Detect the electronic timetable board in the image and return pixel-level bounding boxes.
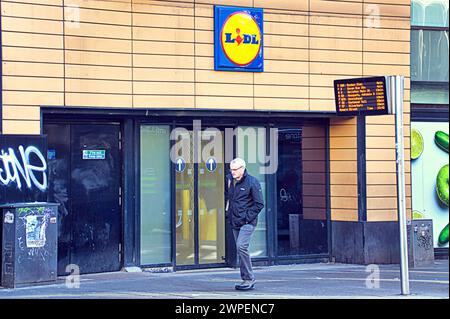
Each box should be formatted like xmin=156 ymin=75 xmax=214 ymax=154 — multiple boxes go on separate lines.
xmin=334 ymin=76 xmax=392 ymax=116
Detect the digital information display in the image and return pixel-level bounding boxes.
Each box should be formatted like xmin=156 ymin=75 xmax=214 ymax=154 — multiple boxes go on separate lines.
xmin=334 ymin=76 xmax=391 ymax=116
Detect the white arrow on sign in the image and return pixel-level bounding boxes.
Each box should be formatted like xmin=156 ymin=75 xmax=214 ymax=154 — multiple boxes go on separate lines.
xmin=207 ymin=157 xmax=216 ymax=172
xmin=208 ymin=158 xmax=214 ymax=170
xmin=176 ymin=158 xmax=185 ymax=172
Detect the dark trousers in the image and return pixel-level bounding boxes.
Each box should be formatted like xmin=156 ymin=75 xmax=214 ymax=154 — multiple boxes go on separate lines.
xmin=232 ymin=224 xmax=256 ymax=281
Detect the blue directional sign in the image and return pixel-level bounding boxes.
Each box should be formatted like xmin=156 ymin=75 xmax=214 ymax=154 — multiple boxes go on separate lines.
xmin=175 ymin=157 xmax=186 ymax=173
xmin=206 ymin=157 xmax=217 ymax=172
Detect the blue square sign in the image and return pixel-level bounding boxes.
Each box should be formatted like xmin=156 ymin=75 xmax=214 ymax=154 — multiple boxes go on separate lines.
xmin=214 ymin=6 xmax=264 ymax=72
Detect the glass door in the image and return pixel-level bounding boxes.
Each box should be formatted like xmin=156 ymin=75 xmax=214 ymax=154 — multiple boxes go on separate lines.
xmin=198 ymin=130 xmax=225 ymax=264
xmin=174 ymin=129 xmax=226 ymax=267
xmin=175 ymin=131 xmax=195 ymax=266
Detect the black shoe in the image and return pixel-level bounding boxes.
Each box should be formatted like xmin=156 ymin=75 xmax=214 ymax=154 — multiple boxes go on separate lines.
xmin=235 ymin=279 xmax=256 ymax=290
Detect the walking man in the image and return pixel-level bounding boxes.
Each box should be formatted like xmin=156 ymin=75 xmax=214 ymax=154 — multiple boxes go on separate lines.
xmin=225 ymin=158 xmax=265 ymax=290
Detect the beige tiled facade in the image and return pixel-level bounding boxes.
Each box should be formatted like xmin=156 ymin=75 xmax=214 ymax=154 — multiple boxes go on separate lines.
xmin=1 ymin=0 xmax=411 ymax=222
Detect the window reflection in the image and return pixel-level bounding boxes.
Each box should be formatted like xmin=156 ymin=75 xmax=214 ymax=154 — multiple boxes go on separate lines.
xmin=198 ymin=131 xmax=225 ymax=264
xmin=237 ymin=127 xmax=268 ymax=258
xmin=140 ymin=126 xmax=171 ymax=265
xmin=175 ymin=132 xmax=195 ymax=266
xmin=411 ymin=30 xmax=449 ymax=82
xmin=412 ymin=0 xmax=449 ymax=28
xmin=277 ymin=126 xmax=328 ymax=256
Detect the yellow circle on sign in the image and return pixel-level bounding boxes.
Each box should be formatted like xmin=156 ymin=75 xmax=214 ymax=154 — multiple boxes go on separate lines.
xmin=221 ymin=12 xmax=262 ymax=66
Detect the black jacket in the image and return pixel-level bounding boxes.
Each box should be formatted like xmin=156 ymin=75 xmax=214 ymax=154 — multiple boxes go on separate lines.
xmin=225 ymin=169 xmax=265 ymax=230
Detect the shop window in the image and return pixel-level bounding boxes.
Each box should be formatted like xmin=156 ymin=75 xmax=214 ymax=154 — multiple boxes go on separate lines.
xmin=140 ymin=125 xmax=172 ymax=265
xmin=412 ymin=0 xmax=449 ymax=28
xmin=411 ymin=0 xmax=449 ymax=106
xmin=276 ymin=126 xmax=328 ymax=256
xmin=411 ymin=30 xmax=449 ymax=83
xmin=237 ymin=126 xmax=268 ymax=258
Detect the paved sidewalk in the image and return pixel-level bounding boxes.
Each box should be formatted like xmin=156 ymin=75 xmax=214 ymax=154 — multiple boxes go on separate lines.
xmin=0 ymin=260 xmax=448 ymax=299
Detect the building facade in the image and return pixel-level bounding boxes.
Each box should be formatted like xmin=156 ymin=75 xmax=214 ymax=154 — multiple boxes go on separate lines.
xmin=1 ymin=0 xmax=414 ymax=275
xmin=410 ymin=0 xmax=448 ymax=256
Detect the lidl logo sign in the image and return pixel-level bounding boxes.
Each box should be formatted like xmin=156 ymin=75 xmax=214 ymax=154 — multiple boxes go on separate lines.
xmin=214 ymin=6 xmax=264 ymax=72
xmin=221 ymin=12 xmax=261 ymax=66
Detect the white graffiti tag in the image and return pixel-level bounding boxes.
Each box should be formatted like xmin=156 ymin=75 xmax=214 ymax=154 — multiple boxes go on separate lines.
xmin=0 ymin=146 xmax=48 ymax=191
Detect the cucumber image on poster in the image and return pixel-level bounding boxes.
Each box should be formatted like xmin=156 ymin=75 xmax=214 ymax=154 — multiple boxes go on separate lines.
xmin=434 ymin=131 xmax=449 ymax=246
xmin=438 ymin=224 xmax=449 ymax=246
xmin=436 ymin=164 xmax=449 ymax=207
xmin=435 ymin=131 xmax=449 ymax=153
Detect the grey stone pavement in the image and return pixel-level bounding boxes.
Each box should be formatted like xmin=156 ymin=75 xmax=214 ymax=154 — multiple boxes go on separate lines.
xmin=0 ymin=259 xmax=448 ymax=299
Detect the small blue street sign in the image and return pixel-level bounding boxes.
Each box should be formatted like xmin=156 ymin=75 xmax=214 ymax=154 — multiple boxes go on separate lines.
xmin=206 ymin=157 xmax=217 ymax=172
xmin=175 ymin=157 xmax=186 ymax=173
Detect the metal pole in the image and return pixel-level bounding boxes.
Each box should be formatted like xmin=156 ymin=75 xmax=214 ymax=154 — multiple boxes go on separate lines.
xmin=392 ymin=75 xmax=410 ymax=295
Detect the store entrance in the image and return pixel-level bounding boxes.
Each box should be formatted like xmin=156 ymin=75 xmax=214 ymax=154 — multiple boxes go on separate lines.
xmin=174 ymin=129 xmax=227 ymax=267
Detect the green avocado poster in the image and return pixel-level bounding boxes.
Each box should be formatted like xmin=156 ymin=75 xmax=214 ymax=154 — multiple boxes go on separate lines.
xmin=411 ymin=122 xmax=449 ymax=248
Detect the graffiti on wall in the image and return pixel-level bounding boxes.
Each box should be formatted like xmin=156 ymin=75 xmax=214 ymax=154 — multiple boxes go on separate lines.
xmin=0 ymin=135 xmax=48 ymax=204
xmin=0 ymin=145 xmax=47 ymax=191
